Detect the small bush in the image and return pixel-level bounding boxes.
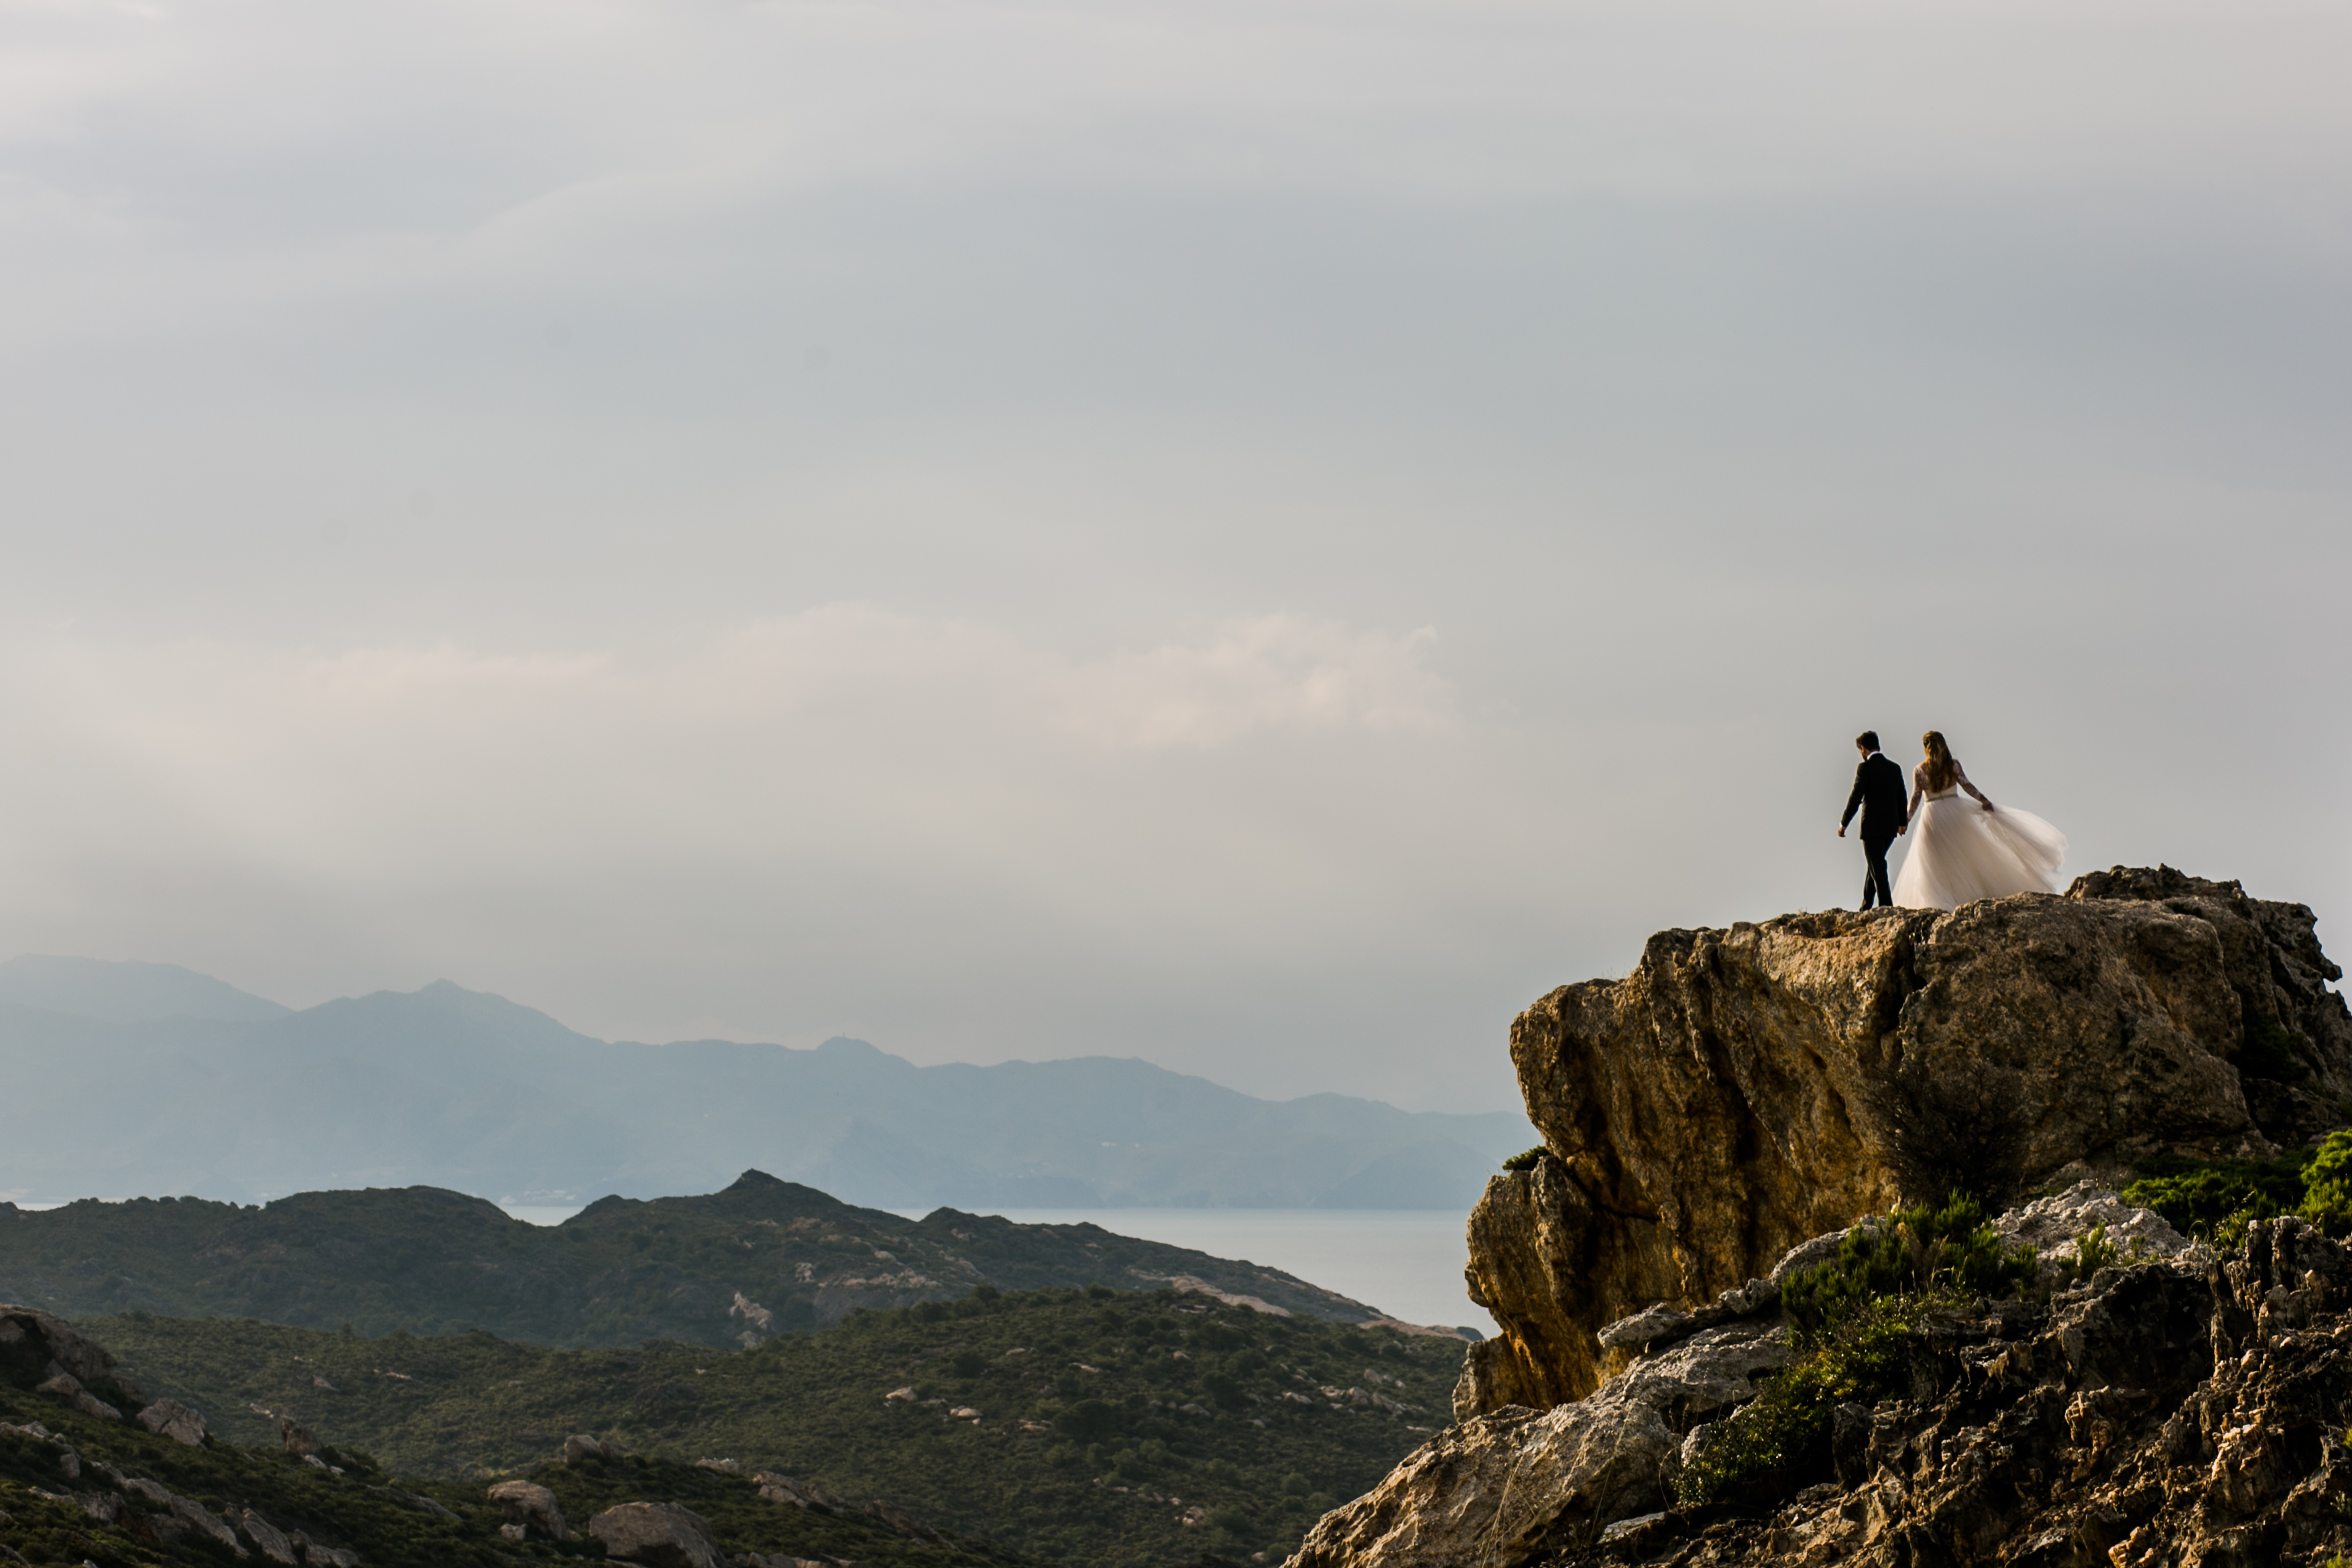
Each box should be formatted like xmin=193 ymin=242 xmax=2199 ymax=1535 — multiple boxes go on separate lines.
xmin=1675 ymin=1294 xmax=1932 ymax=1508
xmin=1781 ymin=1193 xmax=2035 ymax=1336
xmin=2123 ymin=1152 xmax=2306 ymax=1244
xmin=1501 ymin=1147 xmax=1549 ymax=1173
xmin=2063 ymin=1225 xmax=2119 ymax=1282
xmin=2300 ymin=1130 xmax=2352 ymax=1235
xmin=1718 ymin=1193 xmax=2031 ymax=1511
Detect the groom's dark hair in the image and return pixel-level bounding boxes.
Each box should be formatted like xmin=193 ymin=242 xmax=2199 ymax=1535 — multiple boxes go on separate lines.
xmin=1856 ymin=731 xmax=1880 ymax=752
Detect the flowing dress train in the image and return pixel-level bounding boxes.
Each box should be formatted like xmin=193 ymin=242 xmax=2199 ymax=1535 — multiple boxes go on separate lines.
xmin=1891 ymin=785 xmax=2067 ymax=910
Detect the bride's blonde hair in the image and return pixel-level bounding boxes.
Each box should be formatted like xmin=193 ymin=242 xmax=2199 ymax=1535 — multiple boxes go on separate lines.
xmin=1921 ymin=731 xmax=1957 ymax=791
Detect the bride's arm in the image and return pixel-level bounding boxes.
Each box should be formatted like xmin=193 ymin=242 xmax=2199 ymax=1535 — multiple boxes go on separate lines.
xmin=1906 ymin=768 xmax=1926 ymax=823
xmin=1954 ymin=761 xmax=1995 ymax=812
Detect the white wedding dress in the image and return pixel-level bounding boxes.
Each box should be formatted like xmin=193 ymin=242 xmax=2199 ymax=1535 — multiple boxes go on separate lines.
xmin=1891 ymin=775 xmax=2068 ymax=910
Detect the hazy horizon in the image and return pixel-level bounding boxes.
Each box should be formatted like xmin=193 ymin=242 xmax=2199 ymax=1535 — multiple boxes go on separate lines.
xmin=3 ymin=0 xmax=2346 ymax=1115
xmin=0 ymin=953 xmax=1522 ymax=1117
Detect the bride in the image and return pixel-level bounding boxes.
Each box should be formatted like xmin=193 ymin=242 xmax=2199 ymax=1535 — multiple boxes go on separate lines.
xmin=1891 ymin=731 xmax=2068 ymax=910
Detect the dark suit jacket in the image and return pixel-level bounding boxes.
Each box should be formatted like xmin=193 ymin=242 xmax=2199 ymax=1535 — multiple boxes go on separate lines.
xmin=1843 ymin=753 xmax=1909 ymax=841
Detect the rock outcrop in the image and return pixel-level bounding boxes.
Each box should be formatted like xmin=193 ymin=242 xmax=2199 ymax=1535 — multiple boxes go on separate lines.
xmin=754 ymin=1471 xmax=847 ymax=1512
xmin=1300 ymin=1191 xmax=2352 ymax=1567
xmin=1591 ymin=1211 xmax=2352 ymax=1566
xmin=137 ymin=1396 xmax=210 ymax=1445
xmin=1462 ymin=868 xmax=2351 ymax=1409
xmin=237 ymin=1507 xmax=300 ymax=1565
xmin=589 ymin=1500 xmax=727 ymax=1568
xmin=1 ymin=1303 xmax=147 ymax=1412
xmin=487 ymin=1477 xmax=571 ymax=1541
xmin=1295 ymin=867 xmax=2352 ymax=1568
xmin=1294 ymin=1280 xmax=1796 ymax=1564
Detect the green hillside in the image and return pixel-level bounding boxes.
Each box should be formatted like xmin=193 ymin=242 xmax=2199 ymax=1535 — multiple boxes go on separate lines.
xmin=1 ymin=1171 xmax=1455 ymax=1349
xmin=82 ymin=1284 xmax=1465 ymax=1565
xmin=0 ymin=1377 xmax=1045 ymax=1568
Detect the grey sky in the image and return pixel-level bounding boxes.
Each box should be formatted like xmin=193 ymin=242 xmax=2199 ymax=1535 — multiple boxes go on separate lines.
xmin=1 ymin=0 xmax=2346 ymax=1113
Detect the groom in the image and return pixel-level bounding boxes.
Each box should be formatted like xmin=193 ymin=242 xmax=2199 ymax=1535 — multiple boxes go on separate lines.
xmin=1838 ymin=730 xmax=1909 ymax=910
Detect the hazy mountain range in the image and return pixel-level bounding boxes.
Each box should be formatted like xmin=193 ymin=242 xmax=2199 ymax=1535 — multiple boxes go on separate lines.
xmin=0 ymin=956 xmax=1531 ymax=1210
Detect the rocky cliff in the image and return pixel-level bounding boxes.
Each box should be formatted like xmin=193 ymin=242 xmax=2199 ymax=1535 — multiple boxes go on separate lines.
xmin=1280 ymin=867 xmax=2352 ymax=1568
xmin=1296 ymin=1187 xmax=2352 ymax=1567
xmin=1458 ymin=867 xmax=2351 ymax=1413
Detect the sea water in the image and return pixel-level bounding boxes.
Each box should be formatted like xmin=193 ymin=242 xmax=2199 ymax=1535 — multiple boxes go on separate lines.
xmin=955 ymin=1209 xmax=1492 ymax=1335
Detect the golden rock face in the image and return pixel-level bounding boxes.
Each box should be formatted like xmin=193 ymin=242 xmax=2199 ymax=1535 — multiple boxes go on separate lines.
xmin=1460 ymin=867 xmax=2351 ymax=1412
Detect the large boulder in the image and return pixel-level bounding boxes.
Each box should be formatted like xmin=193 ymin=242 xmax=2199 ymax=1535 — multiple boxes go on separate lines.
xmin=235 ymin=1508 xmax=299 ymax=1565
xmin=588 ymin=1501 xmax=724 ymax=1568
xmin=1462 ymin=868 xmax=2352 ymax=1407
xmin=487 ymin=1479 xmax=571 ymax=1541
xmin=137 ymin=1398 xmax=209 ymax=1446
xmin=1302 ymin=1254 xmax=1805 ymax=1565
xmin=1289 ymin=1383 xmax=1675 ymax=1566
xmin=0 ymin=1304 xmax=143 ymax=1409
xmin=34 ymin=1370 xmax=122 ymax=1421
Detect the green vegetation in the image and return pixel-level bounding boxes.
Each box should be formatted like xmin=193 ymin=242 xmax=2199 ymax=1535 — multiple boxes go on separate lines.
xmin=2298 ymin=1131 xmax=2352 ymax=1233
xmin=1685 ymin=1193 xmax=2038 ymax=1510
xmin=1686 ymin=1134 xmax=2352 ymax=1515
xmin=1673 ymin=1294 xmax=1932 ymax=1509
xmin=0 ymin=1172 xmax=1389 ymax=1351
xmin=83 ymin=1286 xmax=1466 ymax=1567
xmin=1779 ymin=1193 xmax=2036 ymax=1337
xmin=2121 ymin=1131 xmax=2352 ymax=1248
xmin=1 ymin=1353 xmax=1036 ymax=1568
xmin=2064 ymin=1224 xmax=2121 ymax=1280
xmin=1501 ymin=1148 xmax=1548 ymax=1172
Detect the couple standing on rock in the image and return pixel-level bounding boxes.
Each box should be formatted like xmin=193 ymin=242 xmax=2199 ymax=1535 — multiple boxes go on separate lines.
xmin=1837 ymin=729 xmax=2068 ymax=912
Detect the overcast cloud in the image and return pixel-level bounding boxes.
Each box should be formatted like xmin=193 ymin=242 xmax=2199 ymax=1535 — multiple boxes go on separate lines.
xmin=1 ymin=0 xmax=2346 ymax=1112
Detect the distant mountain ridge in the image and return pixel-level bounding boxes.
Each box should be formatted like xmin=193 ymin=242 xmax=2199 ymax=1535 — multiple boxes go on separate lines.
xmin=0 ymin=960 xmax=1530 ymax=1210
xmin=0 ymin=953 xmax=291 ymax=1023
xmin=0 ymin=1169 xmax=1474 ymax=1347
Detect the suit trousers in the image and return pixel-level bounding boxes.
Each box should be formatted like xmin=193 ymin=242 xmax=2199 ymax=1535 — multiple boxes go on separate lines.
xmin=1861 ymin=832 xmax=1897 ymax=910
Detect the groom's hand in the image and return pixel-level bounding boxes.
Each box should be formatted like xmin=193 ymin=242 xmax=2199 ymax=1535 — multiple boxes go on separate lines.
xmin=1836 ymin=823 xmax=1846 ymax=837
